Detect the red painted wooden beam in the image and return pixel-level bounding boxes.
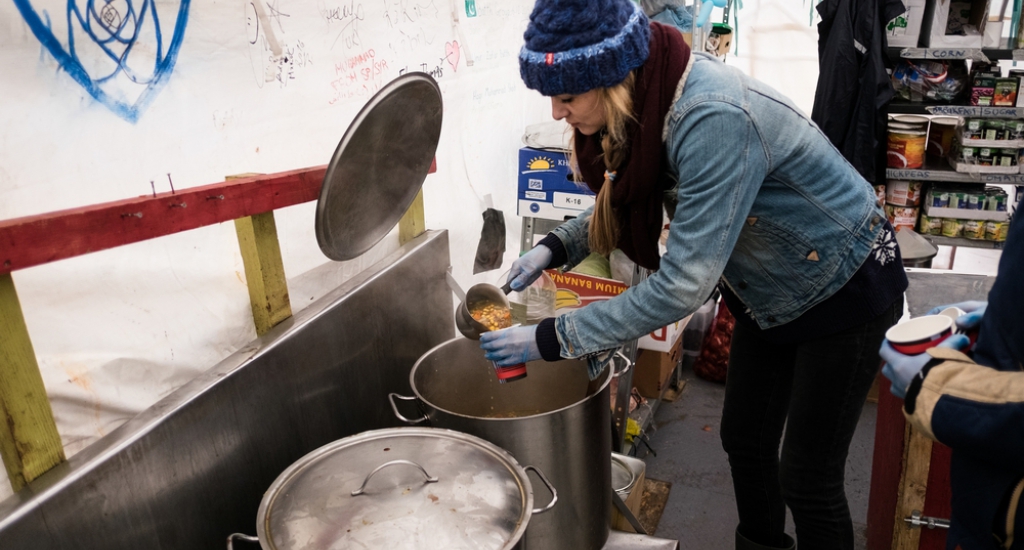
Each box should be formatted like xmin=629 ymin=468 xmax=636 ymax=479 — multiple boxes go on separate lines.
xmin=0 ymin=158 xmax=437 ymax=275
xmin=0 ymin=166 xmax=327 ymax=275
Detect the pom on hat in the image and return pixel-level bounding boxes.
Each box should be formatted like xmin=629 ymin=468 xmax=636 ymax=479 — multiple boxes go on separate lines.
xmin=519 ymin=0 xmax=651 ymax=96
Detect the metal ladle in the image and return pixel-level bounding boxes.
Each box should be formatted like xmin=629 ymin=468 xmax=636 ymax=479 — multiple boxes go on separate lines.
xmin=445 ymin=270 xmax=513 ymax=340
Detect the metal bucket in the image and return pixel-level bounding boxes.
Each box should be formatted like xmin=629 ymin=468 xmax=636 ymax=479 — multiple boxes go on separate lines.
xmin=390 ymin=337 xmax=613 ymax=550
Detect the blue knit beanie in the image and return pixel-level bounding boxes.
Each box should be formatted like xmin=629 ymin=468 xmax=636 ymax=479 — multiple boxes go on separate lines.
xmin=520 ymin=0 xmax=651 ymax=96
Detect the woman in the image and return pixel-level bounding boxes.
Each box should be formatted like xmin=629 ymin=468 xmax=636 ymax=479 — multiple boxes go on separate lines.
xmin=479 ymin=0 xmax=908 ymax=549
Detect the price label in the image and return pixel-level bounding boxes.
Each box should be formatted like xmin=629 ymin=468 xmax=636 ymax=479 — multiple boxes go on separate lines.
xmin=553 ymin=192 xmax=594 ymax=210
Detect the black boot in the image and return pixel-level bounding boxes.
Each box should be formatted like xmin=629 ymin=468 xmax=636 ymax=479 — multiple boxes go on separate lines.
xmin=735 ymin=527 xmax=796 ymax=550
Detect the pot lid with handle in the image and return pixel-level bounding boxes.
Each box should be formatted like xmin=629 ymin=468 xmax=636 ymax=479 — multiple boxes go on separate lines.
xmin=315 ymin=72 xmax=443 ymax=261
xmin=256 ymin=427 xmax=543 ymax=550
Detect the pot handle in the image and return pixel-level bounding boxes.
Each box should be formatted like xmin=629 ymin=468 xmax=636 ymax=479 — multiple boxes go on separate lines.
xmin=524 ymin=465 xmax=558 ymax=515
xmin=226 ymin=533 xmax=259 ymax=549
xmin=612 ymin=350 xmax=634 ymax=378
xmin=351 ymin=459 xmax=439 ymax=496
xmin=388 ymin=393 xmax=428 ymax=424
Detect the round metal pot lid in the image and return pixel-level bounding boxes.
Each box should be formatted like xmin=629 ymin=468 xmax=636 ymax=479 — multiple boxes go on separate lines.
xmin=315 ymin=72 xmax=443 ymax=261
xmin=611 ymin=455 xmax=636 ymax=494
xmin=257 ymin=427 xmax=533 ymax=550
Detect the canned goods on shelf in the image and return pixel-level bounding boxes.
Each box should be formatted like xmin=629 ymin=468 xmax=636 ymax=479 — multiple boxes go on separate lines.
xmin=965 ymin=192 xmax=987 ymax=210
xmin=963 ymin=219 xmax=986 ymax=240
xmin=941 ymin=218 xmax=964 ymax=238
xmin=918 ymin=213 xmax=943 ymax=236
xmin=985 ymin=220 xmax=1009 ymax=241
xmin=986 ymin=188 xmax=1008 ymax=211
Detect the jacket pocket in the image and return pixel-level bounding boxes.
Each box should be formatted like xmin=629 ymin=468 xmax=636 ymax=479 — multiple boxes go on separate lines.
xmin=732 ymin=217 xmax=829 ymax=293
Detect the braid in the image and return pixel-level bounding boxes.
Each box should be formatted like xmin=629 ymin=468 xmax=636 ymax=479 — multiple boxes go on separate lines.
xmin=585 ymin=73 xmax=635 ymax=255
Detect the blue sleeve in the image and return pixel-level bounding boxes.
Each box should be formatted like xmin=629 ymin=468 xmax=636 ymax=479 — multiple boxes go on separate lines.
xmin=931 ymin=389 xmax=1024 ymax=471
xmin=549 ymin=205 xmax=596 ymax=269
xmin=973 ymin=215 xmax=1024 ymax=372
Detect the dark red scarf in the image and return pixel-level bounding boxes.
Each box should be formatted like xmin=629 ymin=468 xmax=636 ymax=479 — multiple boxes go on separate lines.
xmin=575 ymin=22 xmax=690 ymax=271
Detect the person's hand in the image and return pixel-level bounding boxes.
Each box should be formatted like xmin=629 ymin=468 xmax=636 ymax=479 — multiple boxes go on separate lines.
xmin=480 ymin=325 xmax=540 ymax=367
xmin=927 ymin=300 xmax=987 ymax=332
xmin=879 ymin=334 xmax=970 ymax=399
xmin=507 ymin=245 xmax=553 ymax=291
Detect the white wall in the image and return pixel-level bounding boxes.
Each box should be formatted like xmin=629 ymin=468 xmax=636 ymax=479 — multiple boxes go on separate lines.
xmin=0 ymin=0 xmax=820 ymax=500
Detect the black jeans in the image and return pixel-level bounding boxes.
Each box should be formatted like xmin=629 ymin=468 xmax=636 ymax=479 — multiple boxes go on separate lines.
xmin=720 ymin=299 xmax=902 ymax=550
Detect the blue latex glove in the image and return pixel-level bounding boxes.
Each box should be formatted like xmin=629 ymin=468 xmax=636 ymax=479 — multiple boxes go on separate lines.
xmin=879 ymin=334 xmax=970 ymax=399
xmin=480 ymin=325 xmax=540 ymax=367
xmin=507 ymin=245 xmax=553 ymax=291
xmin=926 ymin=300 xmax=987 ymax=333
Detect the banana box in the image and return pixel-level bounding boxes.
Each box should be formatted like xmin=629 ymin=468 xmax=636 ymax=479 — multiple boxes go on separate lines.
xmin=545 ymin=269 xmax=689 ymax=352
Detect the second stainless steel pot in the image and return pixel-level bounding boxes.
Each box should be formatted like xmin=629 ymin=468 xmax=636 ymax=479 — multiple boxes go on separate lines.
xmin=390 ymin=337 xmax=613 ymax=550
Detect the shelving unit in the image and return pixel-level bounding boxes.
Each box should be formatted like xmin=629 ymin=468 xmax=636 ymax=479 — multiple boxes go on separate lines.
xmin=887 ymin=161 xmax=1024 ymax=184
xmin=925 ymin=234 xmax=1006 ymax=249
xmin=889 ymin=42 xmax=1023 ymax=62
xmin=889 ymin=103 xmax=1024 ymax=117
xmin=887 ymin=43 xmax=1024 ymax=116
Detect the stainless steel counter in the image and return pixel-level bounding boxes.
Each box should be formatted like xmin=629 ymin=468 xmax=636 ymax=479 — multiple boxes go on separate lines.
xmin=903 ymin=267 xmax=995 ymax=316
xmin=605 ymin=530 xmax=679 ymax=549
xmin=0 ymin=230 xmax=455 ymax=549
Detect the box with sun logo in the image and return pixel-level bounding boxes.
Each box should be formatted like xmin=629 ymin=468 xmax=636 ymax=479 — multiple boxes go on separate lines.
xmin=518 ymin=147 xmax=595 ymax=221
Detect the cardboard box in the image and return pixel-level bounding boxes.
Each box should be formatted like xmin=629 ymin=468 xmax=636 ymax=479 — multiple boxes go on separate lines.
xmin=641 ymin=315 xmax=691 ymax=353
xmin=920 ymin=0 xmax=989 ymax=48
xmin=611 ymin=453 xmax=647 ymax=533
xmin=887 ymin=0 xmax=927 ymax=47
xmin=633 ymin=335 xmax=683 ymax=399
xmin=546 ymin=269 xmax=690 ymax=352
xmin=517 ymin=147 xmax=595 ymax=221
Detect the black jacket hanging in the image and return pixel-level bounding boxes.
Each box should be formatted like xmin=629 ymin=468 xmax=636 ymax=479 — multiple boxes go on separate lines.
xmin=811 ymin=0 xmax=906 ymax=184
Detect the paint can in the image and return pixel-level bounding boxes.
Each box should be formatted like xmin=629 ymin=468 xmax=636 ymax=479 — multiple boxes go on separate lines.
xmin=926 ymin=117 xmax=959 ymax=158
xmin=885 ymin=203 xmax=919 ymax=231
xmin=887 ymin=117 xmax=927 ymax=169
xmin=874 ymin=184 xmax=887 ymax=207
xmin=885 ymin=180 xmax=923 ymax=206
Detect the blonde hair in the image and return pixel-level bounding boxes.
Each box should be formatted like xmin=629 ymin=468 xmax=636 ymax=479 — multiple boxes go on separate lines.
xmin=569 ymin=73 xmax=636 ymax=256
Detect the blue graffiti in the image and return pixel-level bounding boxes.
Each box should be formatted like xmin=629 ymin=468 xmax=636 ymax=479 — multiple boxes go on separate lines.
xmin=13 ymin=0 xmax=190 ymax=122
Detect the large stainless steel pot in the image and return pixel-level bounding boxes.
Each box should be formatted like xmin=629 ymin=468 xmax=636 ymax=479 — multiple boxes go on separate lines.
xmin=227 ymin=427 xmax=556 ymax=550
xmin=390 ymin=337 xmax=618 ymax=550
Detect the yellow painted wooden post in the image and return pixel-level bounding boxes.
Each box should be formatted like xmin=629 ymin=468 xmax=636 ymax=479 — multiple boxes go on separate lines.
xmin=228 ymin=173 xmax=292 ymax=336
xmin=892 ymin=423 xmax=934 ymax=550
xmin=234 ymin=212 xmax=292 ymax=336
xmin=0 ymin=273 xmax=65 ymax=492
xmin=399 ymin=189 xmax=425 ymax=245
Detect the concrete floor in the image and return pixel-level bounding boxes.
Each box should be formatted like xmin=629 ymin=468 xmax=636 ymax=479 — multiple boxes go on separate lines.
xmin=634 ymin=365 xmax=877 ymax=550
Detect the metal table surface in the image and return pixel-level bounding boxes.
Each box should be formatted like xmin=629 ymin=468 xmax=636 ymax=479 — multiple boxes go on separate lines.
xmin=903 ymin=268 xmax=996 ymax=317
xmin=604 ymin=530 xmax=680 ymax=549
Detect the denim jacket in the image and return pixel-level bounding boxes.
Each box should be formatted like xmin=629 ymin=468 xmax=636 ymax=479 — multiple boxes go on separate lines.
xmin=551 ymin=53 xmax=888 ymax=378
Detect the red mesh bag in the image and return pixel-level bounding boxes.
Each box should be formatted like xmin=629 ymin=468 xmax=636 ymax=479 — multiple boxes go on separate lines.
xmin=691 ymin=301 xmax=734 ymax=384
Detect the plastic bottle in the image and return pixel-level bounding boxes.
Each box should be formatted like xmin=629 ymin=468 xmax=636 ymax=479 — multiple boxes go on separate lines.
xmin=501 ymin=269 xmax=557 ymax=326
